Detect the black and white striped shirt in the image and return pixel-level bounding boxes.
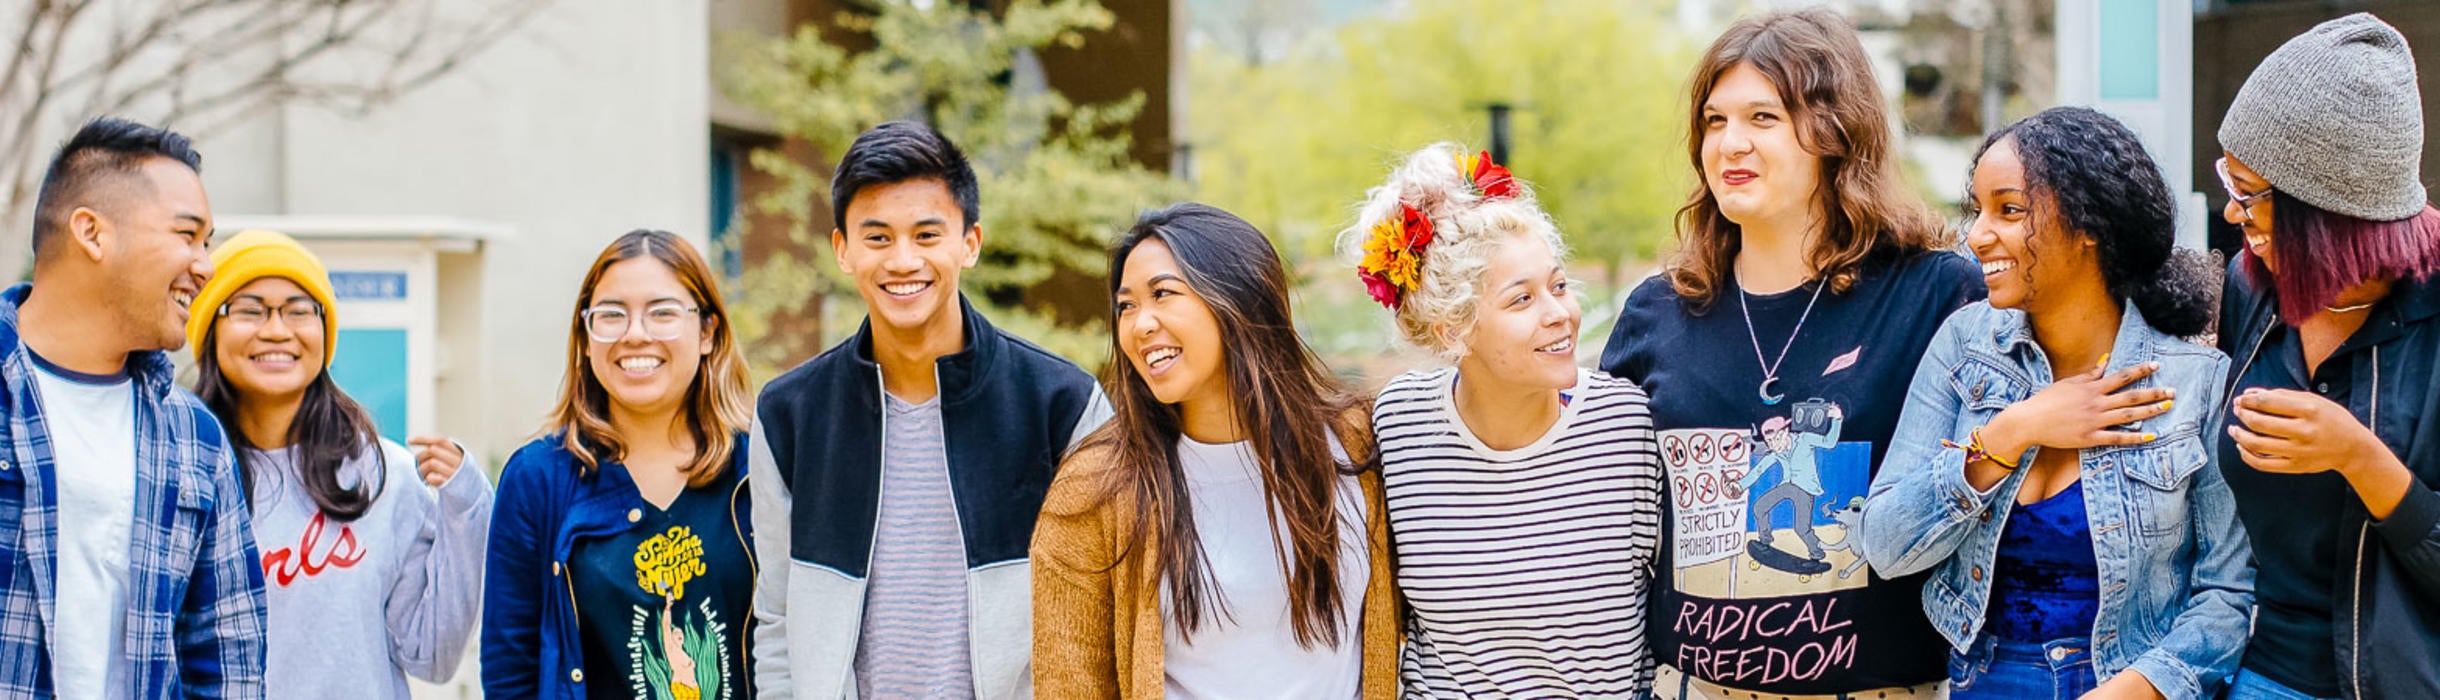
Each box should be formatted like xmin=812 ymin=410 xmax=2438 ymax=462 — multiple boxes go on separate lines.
xmin=1375 ymin=367 xmax=1664 ymax=698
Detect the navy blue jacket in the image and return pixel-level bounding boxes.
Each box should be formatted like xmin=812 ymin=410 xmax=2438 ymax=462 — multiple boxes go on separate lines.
xmin=479 ymin=436 xmax=753 ymax=699
xmin=747 ymin=297 xmax=1106 ymax=699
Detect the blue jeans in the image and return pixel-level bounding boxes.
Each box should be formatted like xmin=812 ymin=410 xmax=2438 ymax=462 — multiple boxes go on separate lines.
xmin=1949 ymin=636 xmax=2096 ymax=700
xmin=2224 ymin=669 xmax=2339 ymax=700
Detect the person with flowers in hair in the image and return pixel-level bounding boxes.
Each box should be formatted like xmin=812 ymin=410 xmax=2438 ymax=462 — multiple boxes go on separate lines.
xmin=1343 ymin=142 xmax=1664 ymax=697
xmin=1600 ymin=8 xmax=1984 ymax=698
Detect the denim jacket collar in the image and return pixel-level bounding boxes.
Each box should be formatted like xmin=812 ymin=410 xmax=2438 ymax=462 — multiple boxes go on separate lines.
xmin=1988 ymin=299 xmax=2167 ymax=378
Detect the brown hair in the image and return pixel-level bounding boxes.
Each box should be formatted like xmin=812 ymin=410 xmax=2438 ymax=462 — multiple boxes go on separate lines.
xmin=1091 ymin=203 xmax=1364 ymax=647
xmin=543 ymin=230 xmax=753 ymax=487
xmin=1669 ymin=7 xmax=1950 ymax=312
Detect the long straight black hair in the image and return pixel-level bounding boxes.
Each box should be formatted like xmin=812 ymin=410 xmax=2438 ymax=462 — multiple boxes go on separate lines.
xmin=1088 ymin=202 xmax=1365 ymax=647
xmin=195 ymin=323 xmax=386 ymax=520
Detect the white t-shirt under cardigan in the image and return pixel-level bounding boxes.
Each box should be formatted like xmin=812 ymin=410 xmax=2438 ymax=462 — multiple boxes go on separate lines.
xmin=1161 ymin=434 xmax=1369 ymax=700
xmin=1374 ymin=367 xmax=1665 ymax=698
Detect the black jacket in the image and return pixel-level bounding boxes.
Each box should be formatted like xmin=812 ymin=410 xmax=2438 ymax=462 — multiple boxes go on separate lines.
xmin=757 ymin=295 xmax=1103 ymax=576
xmin=2221 ymin=260 xmax=2440 ymax=700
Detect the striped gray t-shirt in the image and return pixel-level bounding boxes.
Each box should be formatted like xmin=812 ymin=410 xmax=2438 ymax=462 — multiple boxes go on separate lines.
xmin=852 ymin=393 xmax=974 ymax=698
xmin=1376 ymin=367 xmax=1664 ymax=698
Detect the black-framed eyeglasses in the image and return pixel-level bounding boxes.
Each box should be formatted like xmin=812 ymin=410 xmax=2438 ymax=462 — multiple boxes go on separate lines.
xmin=2216 ymin=157 xmax=2274 ymax=224
xmin=581 ymin=302 xmax=700 ymax=343
xmin=218 ymin=299 xmax=323 ymax=330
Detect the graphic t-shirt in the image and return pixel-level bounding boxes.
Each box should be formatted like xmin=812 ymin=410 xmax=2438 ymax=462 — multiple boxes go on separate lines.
xmin=572 ymin=468 xmax=754 ymax=700
xmin=1600 ymin=250 xmax=1983 ymax=694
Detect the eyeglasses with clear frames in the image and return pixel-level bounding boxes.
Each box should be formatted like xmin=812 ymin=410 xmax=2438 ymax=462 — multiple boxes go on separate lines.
xmin=2216 ymin=157 xmax=2274 ymax=225
xmin=581 ymin=302 xmax=701 ymax=343
xmin=219 ymin=299 xmax=324 ymax=330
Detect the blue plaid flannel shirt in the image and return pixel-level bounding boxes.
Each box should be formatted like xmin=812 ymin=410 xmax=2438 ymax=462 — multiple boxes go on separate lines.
xmin=0 ymin=283 xmax=267 ymax=698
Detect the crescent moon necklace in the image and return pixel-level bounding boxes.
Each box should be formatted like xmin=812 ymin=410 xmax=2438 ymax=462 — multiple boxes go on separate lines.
xmin=1736 ymin=273 xmax=1826 ymax=406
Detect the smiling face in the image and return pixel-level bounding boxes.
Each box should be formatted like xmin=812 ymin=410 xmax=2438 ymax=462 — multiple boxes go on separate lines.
xmin=2219 ymin=153 xmax=2279 ymax=274
xmin=1701 ymin=62 xmax=1822 ymax=233
xmin=1966 ymin=138 xmax=2099 ymax=314
xmin=834 ymin=178 xmax=982 ymax=338
xmin=85 ymin=157 xmax=215 ymax=352
xmin=1452 ymin=232 xmax=1580 ymax=392
xmin=210 ymin=276 xmax=323 ymax=402
xmin=1114 ymin=238 xmax=1229 ymax=409
xmin=582 ymin=257 xmax=711 ymax=420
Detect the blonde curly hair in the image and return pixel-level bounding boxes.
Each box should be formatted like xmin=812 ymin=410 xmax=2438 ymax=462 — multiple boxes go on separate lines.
xmin=1338 ymin=142 xmax=1571 ymax=361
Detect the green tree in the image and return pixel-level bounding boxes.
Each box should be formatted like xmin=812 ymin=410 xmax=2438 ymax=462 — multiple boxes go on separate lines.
xmin=719 ymin=0 xmax=1178 ymax=375
xmin=1189 ymin=0 xmax=1695 ymax=358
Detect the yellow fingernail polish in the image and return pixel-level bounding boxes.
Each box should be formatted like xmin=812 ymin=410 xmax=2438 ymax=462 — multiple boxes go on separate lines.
xmin=2143 ymin=433 xmax=2157 ymax=442
xmin=2163 ymin=400 xmax=2174 ymax=410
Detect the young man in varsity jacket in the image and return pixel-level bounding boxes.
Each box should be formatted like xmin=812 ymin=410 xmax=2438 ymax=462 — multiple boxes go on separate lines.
xmin=748 ymin=120 xmax=1111 ymax=699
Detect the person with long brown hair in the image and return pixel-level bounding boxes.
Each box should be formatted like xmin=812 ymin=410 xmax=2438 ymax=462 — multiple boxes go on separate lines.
xmin=480 ymin=229 xmax=756 ymax=700
xmin=1032 ymin=203 xmax=1398 ymax=699
xmin=1597 ymin=8 xmax=1984 ymax=699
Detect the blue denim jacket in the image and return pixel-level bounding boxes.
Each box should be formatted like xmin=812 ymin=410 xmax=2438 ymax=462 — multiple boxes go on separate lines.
xmin=1860 ymin=301 xmax=2254 ymax=700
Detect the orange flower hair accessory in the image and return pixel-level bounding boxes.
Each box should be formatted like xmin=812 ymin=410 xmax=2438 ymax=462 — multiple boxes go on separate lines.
xmin=1357 ymin=203 xmax=1434 ymax=309
xmin=1459 ymin=150 xmax=1520 ymax=199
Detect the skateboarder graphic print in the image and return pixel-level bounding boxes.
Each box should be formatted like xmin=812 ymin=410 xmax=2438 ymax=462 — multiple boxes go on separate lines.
xmin=1729 ymin=401 xmax=1842 ymax=567
xmin=1660 ymin=396 xmax=1873 ymax=597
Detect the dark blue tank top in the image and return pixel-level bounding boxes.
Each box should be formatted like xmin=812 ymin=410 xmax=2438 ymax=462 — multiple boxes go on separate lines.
xmin=1986 ymin=480 xmax=2100 ymax=642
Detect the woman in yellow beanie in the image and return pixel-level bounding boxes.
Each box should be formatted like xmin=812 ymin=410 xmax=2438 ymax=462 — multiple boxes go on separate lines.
xmin=186 ymin=229 xmax=493 ymax=699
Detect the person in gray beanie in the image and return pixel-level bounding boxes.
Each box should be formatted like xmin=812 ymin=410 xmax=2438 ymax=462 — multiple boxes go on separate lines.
xmin=2213 ymin=11 xmax=2440 ymax=700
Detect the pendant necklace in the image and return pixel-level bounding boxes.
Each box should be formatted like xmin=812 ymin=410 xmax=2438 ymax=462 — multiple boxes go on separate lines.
xmin=1736 ymin=273 xmax=1826 ymax=406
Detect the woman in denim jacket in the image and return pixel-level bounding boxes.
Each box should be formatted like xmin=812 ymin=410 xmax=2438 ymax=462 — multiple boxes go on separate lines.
xmin=1860 ymin=107 xmax=2253 ymax=700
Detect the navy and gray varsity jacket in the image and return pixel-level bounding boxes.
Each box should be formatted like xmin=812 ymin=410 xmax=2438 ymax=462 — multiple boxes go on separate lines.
xmin=747 ymin=297 xmax=1109 ymax=699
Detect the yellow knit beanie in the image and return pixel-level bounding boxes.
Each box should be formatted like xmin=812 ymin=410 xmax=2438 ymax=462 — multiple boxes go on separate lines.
xmin=186 ymin=230 xmax=340 ymax=367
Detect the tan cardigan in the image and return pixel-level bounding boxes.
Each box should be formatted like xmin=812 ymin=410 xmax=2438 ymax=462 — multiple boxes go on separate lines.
xmin=1030 ymin=412 xmax=1401 ymax=699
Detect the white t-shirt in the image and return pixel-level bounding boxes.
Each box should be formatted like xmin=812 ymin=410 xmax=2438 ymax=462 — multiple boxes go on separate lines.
xmin=35 ymin=358 xmax=138 ymax=700
xmin=1160 ymin=435 xmax=1369 ymax=700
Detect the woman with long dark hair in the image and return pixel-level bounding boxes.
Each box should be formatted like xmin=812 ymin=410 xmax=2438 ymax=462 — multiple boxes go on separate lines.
xmin=1031 ymin=203 xmax=1397 ymax=699
xmin=1345 ymin=143 xmax=1665 ymax=697
xmin=1598 ymin=8 xmax=1984 ymax=697
xmin=2213 ymin=13 xmax=2440 ymax=699
xmin=481 ymin=229 xmax=757 ymax=699
xmin=186 ymin=229 xmax=492 ymax=698
xmin=1861 ymin=107 xmax=2251 ymax=700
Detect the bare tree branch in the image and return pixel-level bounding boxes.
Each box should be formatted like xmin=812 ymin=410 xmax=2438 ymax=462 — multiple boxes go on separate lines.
xmin=0 ymin=0 xmax=554 ymax=281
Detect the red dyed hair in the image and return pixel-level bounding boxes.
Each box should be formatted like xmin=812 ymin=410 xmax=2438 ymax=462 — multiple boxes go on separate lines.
xmin=2246 ymin=194 xmax=2440 ymax=323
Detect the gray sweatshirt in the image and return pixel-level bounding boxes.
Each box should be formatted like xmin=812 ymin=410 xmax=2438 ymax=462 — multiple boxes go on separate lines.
xmin=247 ymin=438 xmax=492 ymax=699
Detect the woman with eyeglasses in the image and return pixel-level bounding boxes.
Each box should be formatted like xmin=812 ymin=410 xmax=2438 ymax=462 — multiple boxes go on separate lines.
xmin=2212 ymin=13 xmax=2440 ymax=700
xmin=482 ymin=229 xmax=757 ymax=700
xmin=186 ymin=230 xmax=492 ymax=699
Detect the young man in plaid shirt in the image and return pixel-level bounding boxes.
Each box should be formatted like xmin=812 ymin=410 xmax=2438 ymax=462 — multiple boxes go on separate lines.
xmin=0 ymin=116 xmax=267 ymax=699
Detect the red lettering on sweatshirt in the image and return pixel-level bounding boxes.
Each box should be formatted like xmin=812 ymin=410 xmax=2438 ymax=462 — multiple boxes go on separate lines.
xmin=262 ymin=511 xmax=366 ymax=586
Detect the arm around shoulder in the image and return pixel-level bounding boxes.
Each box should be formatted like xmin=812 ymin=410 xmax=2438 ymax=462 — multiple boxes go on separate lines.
xmin=1031 ymin=445 xmax=1125 ymax=700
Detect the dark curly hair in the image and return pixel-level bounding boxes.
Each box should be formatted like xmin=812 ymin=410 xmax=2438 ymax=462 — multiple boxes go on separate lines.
xmin=1968 ymin=106 xmax=2219 ymax=337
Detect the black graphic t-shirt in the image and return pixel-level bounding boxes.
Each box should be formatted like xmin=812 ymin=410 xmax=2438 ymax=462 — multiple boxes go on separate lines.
xmin=1601 ymin=250 xmax=1984 ymax=694
xmin=572 ymin=468 xmax=754 ymax=700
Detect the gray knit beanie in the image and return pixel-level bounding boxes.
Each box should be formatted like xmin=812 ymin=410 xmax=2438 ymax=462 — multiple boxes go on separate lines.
xmin=2218 ymin=12 xmax=2426 ymax=222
